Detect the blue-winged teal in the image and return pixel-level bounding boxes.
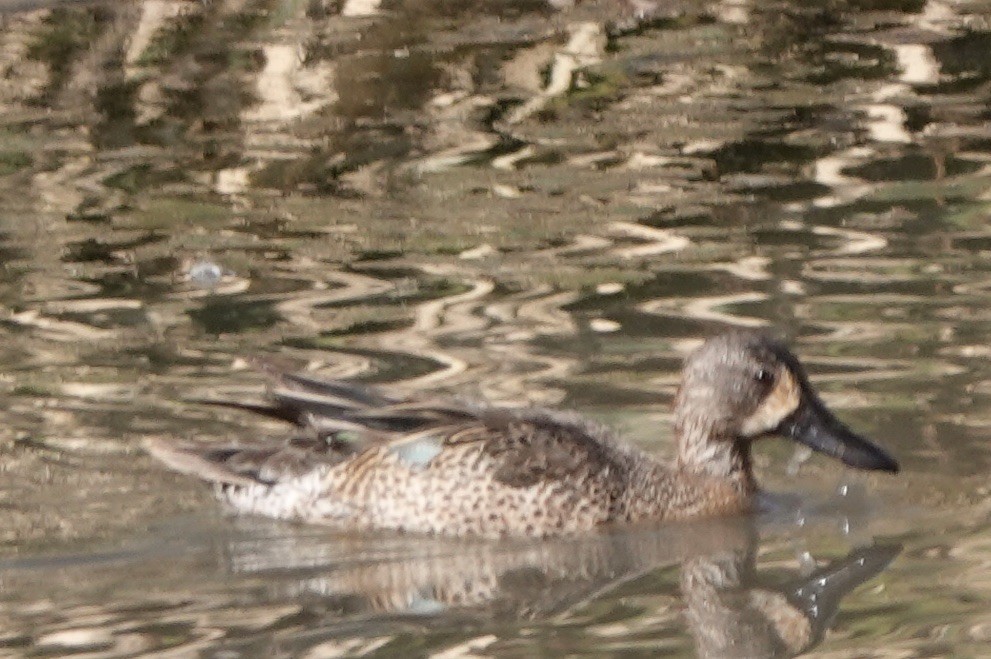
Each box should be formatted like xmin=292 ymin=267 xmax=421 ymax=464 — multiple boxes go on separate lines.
xmin=147 ymin=329 xmax=899 ymax=538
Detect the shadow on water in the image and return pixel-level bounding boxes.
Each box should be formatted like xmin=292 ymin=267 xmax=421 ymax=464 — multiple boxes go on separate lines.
xmin=0 ymin=0 xmax=988 ymax=653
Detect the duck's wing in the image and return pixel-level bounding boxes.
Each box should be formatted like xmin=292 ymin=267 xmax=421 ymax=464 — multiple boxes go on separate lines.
xmin=147 ymin=366 xmax=471 ymax=487
xmin=145 ymin=434 xmax=344 ymax=487
xmin=148 ymin=369 xmax=626 ymax=491
xmin=196 ymin=366 xmax=403 ymax=438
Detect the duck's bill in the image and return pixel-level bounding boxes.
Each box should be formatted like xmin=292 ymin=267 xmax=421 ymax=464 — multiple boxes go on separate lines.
xmin=779 ymin=401 xmax=900 ymax=473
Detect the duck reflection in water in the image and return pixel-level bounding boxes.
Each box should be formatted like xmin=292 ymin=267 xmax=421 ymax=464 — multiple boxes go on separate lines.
xmin=680 ymin=537 xmax=899 ymax=657
xmin=147 ymin=329 xmax=898 ymax=537
xmin=219 ymin=517 xmax=898 ymax=657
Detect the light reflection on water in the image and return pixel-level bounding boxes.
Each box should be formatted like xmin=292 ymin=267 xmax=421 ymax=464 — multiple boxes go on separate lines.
xmin=0 ymin=0 xmax=989 ymax=654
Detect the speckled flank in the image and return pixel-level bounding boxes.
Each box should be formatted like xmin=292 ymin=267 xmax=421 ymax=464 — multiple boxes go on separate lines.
xmin=146 ymin=329 xmax=898 ymax=538
xmin=223 ymin=421 xmax=633 ymax=538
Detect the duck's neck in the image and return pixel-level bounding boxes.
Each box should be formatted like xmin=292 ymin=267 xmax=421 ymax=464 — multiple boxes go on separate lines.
xmin=616 ymin=415 xmax=757 ymax=524
xmin=673 ymin=411 xmax=756 ymax=492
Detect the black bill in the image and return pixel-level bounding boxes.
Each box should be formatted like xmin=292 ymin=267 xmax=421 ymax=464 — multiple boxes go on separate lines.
xmin=779 ymin=399 xmax=899 ymax=473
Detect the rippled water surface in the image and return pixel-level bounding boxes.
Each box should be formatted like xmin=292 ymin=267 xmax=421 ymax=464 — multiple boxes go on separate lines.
xmin=1 ymin=0 xmax=991 ymax=655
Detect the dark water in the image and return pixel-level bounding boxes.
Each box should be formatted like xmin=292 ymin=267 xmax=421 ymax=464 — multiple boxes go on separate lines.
xmin=0 ymin=0 xmax=990 ymax=655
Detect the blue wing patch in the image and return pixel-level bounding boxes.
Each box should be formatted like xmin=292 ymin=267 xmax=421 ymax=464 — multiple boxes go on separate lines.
xmin=388 ymin=435 xmax=444 ymax=468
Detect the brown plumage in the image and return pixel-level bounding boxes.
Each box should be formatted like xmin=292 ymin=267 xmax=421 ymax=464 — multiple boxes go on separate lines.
xmin=146 ymin=329 xmax=899 ymax=538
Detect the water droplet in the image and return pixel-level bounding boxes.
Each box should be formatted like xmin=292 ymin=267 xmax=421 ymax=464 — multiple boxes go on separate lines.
xmin=188 ymin=260 xmax=224 ymax=289
xmin=786 ymin=445 xmax=814 ymax=475
xmin=596 ymin=282 xmax=625 ymax=295
xmin=589 ymin=318 xmax=621 ymax=333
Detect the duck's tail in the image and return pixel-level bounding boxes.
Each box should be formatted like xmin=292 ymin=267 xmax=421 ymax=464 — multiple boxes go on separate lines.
xmin=145 ymin=361 xmax=400 ymax=487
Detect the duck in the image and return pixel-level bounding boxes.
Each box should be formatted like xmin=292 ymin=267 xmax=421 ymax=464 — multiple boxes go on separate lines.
xmin=146 ymin=329 xmax=899 ymax=538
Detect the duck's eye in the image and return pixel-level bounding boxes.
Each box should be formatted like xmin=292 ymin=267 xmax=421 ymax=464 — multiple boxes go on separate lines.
xmin=754 ymin=368 xmax=774 ymax=384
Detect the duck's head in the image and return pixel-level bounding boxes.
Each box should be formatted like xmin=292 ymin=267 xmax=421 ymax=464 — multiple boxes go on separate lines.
xmin=674 ymin=329 xmax=899 ymax=479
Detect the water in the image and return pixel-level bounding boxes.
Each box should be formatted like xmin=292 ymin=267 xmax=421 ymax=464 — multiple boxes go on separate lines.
xmin=0 ymin=0 xmax=990 ymax=654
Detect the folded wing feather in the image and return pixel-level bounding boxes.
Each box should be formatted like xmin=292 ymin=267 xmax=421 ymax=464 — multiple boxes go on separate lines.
xmin=147 ymin=365 xmax=628 ymax=493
